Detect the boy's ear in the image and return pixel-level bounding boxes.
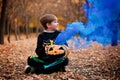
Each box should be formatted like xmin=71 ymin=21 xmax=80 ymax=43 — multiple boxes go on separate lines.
xmin=46 ymin=23 xmax=51 ymax=28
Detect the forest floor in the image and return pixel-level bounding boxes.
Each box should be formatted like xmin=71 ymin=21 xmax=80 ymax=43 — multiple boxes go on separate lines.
xmin=0 ymin=35 xmax=120 ymax=80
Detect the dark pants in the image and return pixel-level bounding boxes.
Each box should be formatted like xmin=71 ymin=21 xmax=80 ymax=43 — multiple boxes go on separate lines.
xmin=27 ymin=56 xmax=69 ymax=74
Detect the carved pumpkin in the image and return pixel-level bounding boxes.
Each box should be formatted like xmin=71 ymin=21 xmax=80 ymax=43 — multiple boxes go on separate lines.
xmin=46 ymin=45 xmax=70 ymax=57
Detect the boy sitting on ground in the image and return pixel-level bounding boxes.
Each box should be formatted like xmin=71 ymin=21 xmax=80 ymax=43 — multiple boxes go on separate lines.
xmin=25 ymin=14 xmax=69 ymax=74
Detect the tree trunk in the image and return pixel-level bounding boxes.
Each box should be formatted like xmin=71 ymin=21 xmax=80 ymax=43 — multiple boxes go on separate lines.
xmin=25 ymin=17 xmax=29 ymax=39
xmin=36 ymin=20 xmax=39 ymax=36
xmin=0 ymin=0 xmax=7 ymax=44
xmin=25 ymin=23 xmax=29 ymax=39
xmin=15 ymin=22 xmax=18 ymax=40
xmin=7 ymin=21 xmax=11 ymax=43
xmin=18 ymin=27 xmax=21 ymax=40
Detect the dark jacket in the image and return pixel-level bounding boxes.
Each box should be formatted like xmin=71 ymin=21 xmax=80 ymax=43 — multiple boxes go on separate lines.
xmin=35 ymin=30 xmax=65 ymax=62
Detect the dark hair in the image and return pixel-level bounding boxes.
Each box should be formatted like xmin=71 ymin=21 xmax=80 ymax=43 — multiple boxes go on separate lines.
xmin=40 ymin=14 xmax=57 ymax=29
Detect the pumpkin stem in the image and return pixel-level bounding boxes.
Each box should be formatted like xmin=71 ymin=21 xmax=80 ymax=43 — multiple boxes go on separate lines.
xmin=50 ymin=40 xmax=54 ymax=45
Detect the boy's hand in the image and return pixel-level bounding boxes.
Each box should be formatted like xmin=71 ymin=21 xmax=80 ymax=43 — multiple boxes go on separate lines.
xmin=45 ymin=45 xmax=49 ymax=54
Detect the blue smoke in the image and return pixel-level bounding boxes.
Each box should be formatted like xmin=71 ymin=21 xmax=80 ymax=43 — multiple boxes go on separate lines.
xmin=55 ymin=0 xmax=120 ymax=46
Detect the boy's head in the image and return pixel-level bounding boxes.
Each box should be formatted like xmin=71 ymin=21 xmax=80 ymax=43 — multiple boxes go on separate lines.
xmin=40 ymin=14 xmax=59 ymax=31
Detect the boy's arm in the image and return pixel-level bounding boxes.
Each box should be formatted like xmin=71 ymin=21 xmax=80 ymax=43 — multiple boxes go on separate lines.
xmin=35 ymin=35 xmax=45 ymax=57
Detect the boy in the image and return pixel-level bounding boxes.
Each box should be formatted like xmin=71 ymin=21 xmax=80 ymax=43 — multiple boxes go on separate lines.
xmin=25 ymin=14 xmax=69 ymax=74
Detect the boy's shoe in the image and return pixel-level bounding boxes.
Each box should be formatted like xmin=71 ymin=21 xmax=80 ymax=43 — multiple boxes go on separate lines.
xmin=25 ymin=65 xmax=34 ymax=74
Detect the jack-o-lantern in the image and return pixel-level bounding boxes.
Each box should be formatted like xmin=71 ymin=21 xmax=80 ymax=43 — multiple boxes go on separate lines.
xmin=46 ymin=45 xmax=70 ymax=57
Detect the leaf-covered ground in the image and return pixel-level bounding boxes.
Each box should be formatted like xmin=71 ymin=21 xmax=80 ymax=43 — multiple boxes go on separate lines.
xmin=0 ymin=37 xmax=120 ymax=80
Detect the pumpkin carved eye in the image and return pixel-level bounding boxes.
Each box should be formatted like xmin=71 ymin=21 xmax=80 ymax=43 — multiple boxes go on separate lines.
xmin=49 ymin=47 xmax=53 ymax=51
xmin=59 ymin=47 xmax=64 ymax=50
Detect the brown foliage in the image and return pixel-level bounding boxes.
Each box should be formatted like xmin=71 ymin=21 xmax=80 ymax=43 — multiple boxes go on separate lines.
xmin=0 ymin=38 xmax=120 ymax=80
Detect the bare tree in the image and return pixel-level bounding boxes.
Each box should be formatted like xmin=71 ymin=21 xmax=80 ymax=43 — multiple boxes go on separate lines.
xmin=7 ymin=18 xmax=11 ymax=43
xmin=0 ymin=0 xmax=7 ymax=44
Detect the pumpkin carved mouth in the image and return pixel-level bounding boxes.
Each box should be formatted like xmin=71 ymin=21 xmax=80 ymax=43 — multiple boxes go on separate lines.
xmin=46 ymin=45 xmax=69 ymax=57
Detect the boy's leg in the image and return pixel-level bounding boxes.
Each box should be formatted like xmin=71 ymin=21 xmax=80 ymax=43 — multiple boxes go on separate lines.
xmin=43 ymin=57 xmax=69 ymax=73
xmin=26 ymin=56 xmax=69 ymax=74
xmin=26 ymin=56 xmax=46 ymax=74
xmin=27 ymin=56 xmax=47 ymax=66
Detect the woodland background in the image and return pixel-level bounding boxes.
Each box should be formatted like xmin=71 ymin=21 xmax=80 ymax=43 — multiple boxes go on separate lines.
xmin=0 ymin=0 xmax=120 ymax=80
xmin=0 ymin=0 xmax=86 ymax=44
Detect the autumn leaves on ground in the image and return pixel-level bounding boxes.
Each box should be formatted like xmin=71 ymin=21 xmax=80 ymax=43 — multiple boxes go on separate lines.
xmin=0 ymin=36 xmax=119 ymax=80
